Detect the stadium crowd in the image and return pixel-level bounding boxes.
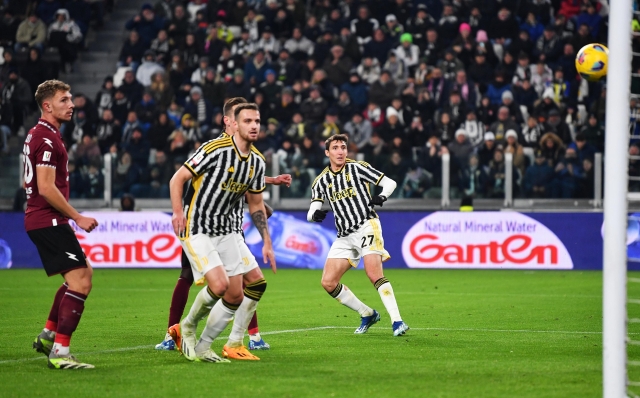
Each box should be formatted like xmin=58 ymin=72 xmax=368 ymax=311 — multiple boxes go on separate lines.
xmin=0 ymin=0 xmax=629 ymax=200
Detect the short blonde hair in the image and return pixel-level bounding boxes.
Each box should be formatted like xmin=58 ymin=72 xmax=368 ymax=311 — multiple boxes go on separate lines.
xmin=35 ymin=80 xmax=70 ymax=111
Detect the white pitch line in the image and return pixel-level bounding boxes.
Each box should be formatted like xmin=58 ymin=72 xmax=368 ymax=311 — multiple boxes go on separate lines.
xmin=0 ymin=325 xmax=612 ymax=365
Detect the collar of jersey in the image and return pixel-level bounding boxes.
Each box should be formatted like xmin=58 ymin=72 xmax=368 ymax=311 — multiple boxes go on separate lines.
xmin=329 ymin=163 xmax=346 ymax=175
xmin=231 ymin=135 xmax=250 ymax=162
xmin=38 ymin=119 xmax=58 ymax=134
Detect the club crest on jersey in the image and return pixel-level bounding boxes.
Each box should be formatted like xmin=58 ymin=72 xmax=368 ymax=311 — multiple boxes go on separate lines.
xmin=190 ymin=152 xmax=205 ymax=166
xmin=345 ymin=173 xmax=351 ymax=182
xmin=228 ymin=166 xmax=235 ymax=173
xmin=221 ymin=177 xmax=248 ymax=193
xmin=249 ymin=166 xmax=254 ymax=178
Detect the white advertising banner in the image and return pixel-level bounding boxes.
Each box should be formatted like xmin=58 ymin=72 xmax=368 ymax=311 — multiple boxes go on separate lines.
xmin=401 ymin=212 xmax=573 ymax=269
xmin=70 ymin=212 xmax=181 ymax=268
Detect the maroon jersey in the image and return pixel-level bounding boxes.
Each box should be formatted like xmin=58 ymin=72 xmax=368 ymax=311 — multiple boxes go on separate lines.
xmin=24 ymin=119 xmax=70 ymax=231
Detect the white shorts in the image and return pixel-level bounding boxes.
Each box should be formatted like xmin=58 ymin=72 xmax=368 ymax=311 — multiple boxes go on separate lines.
xmin=235 ymin=233 xmax=259 ymax=274
xmin=327 ymin=218 xmax=391 ymax=267
xmin=180 ymin=233 xmax=244 ymax=282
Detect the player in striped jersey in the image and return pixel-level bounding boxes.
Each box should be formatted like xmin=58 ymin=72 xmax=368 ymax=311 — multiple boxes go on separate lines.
xmin=168 ymin=103 xmax=276 ymax=363
xmin=155 ymin=98 xmax=290 ymax=353
xmin=307 ymin=134 xmax=410 ymax=336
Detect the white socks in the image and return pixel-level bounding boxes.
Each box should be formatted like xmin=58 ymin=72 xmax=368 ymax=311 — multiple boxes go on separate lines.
xmin=226 ymin=297 xmax=259 ymax=347
xmin=333 ymin=284 xmax=374 ymax=317
xmin=51 ymin=343 xmax=69 ymax=357
xmin=375 ymin=278 xmax=402 ymax=322
xmin=184 ymin=287 xmax=219 ymax=327
xmin=195 ymin=299 xmax=237 ymax=353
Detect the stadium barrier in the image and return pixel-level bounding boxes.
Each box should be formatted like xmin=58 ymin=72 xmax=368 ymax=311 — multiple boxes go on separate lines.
xmin=0 ymin=210 xmax=631 ymax=271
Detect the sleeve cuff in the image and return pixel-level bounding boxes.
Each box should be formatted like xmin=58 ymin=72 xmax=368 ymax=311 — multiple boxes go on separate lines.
xmin=312 ymin=198 xmax=325 ymax=203
xmin=184 ymin=162 xmax=198 ymax=177
xmin=248 ymin=186 xmax=266 ymax=193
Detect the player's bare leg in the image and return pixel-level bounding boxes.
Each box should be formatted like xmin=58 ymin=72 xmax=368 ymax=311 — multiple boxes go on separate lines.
xmin=322 ymin=259 xmax=379 ymax=333
xmin=169 ymin=265 xmax=228 ymax=361
xmin=193 ymin=274 xmax=244 ymax=363
xmin=363 ymin=254 xmax=409 ymax=336
xmin=223 ymin=268 xmax=267 ymax=359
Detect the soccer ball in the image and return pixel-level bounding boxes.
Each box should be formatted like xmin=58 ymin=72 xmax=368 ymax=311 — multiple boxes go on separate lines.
xmin=575 ymin=43 xmax=609 ymax=82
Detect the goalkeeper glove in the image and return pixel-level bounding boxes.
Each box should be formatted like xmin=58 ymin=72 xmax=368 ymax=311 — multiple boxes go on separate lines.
xmin=312 ymin=210 xmax=329 ymax=222
xmin=368 ymin=195 xmax=387 ymax=207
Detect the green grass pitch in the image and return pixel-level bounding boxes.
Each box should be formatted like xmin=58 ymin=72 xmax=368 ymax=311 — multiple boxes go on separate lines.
xmin=0 ymin=268 xmax=634 ymax=397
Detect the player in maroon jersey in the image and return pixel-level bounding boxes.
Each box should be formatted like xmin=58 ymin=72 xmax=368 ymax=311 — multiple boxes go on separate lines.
xmin=26 ymin=80 xmax=99 ymax=369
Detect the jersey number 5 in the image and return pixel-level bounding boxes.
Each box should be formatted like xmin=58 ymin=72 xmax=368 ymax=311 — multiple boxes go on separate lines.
xmin=360 ymin=235 xmax=374 ymax=248
xmin=22 ymin=145 xmax=33 ymax=184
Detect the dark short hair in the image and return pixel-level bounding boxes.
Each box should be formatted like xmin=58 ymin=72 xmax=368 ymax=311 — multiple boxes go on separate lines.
xmin=223 ymin=97 xmax=248 ymax=117
xmin=325 ymin=134 xmax=349 ymax=150
xmin=233 ymin=103 xmax=259 ymax=120
xmin=35 ymin=80 xmax=71 ymax=111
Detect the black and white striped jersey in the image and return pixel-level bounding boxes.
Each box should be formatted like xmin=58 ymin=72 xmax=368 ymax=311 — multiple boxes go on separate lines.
xmin=311 ymin=159 xmax=385 ymax=237
xmin=183 ymin=135 xmax=266 ymax=237
xmin=216 ymin=132 xmax=246 ymax=234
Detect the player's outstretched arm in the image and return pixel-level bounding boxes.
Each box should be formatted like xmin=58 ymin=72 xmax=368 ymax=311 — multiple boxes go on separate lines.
xmin=247 ymin=192 xmax=277 ymax=273
xmin=36 ymin=166 xmax=98 ymax=233
xmin=307 ymin=201 xmax=328 ymax=222
xmin=265 ymin=174 xmax=292 ymax=187
xmin=169 ymin=166 xmax=193 ymax=237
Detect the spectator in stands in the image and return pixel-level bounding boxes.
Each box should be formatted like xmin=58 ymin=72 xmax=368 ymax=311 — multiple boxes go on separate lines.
xmin=461 ymin=110 xmax=484 ymax=148
xmin=68 ymin=161 xmax=85 ymax=198
xmin=487 ymin=148 xmax=512 ymax=198
xmin=351 ymin=6 xmax=378 ymax=46
xmin=405 ymin=4 xmax=434 ymax=49
xmin=120 ymin=69 xmax=143 ymax=104
xmin=478 ymin=132 xmax=496 ymax=167
xmin=83 ymin=164 xmax=105 ymax=199
xmin=73 ymin=134 xmax=102 ymax=167
xmin=125 ymin=3 xmax=165 ymax=47
xmin=37 ymin=0 xmax=62 ymax=25
xmin=316 ymin=108 xmax=342 ymax=140
xmin=476 ymin=95 xmax=496 ymax=126
xmin=344 ymin=112 xmax=372 ymax=150
xmin=94 ymin=76 xmax=114 ymax=117
xmin=150 ymin=29 xmax=170 ymax=65
xmin=276 ymin=137 xmax=306 ymax=197
xmin=148 ymin=71 xmax=173 ymax=109
xmin=489 ymin=106 xmax=521 ymax=143
xmin=273 ymin=48 xmax=300 ymax=86
xmin=576 ymin=1 xmax=603 ymax=39
xmin=200 ymin=68 xmax=224 ymax=109
xmin=20 ymin=48 xmax=48 ymax=111
xmin=131 ymin=150 xmax=172 ymax=198
xmin=256 ymin=26 xmax=280 ymax=60
xmin=500 ymin=91 xmax=524 ymax=124
xmin=534 ymin=25 xmax=562 ymax=67
xmin=580 ymin=113 xmax=604 ymax=152
xmin=136 ymin=50 xmax=164 ymax=86
xmin=360 ymin=131 xmax=389 ymax=170
xmin=15 ymin=13 xmax=46 ymax=52
xmin=121 ymin=111 xmax=142 ymax=144
xmin=166 ymin=5 xmax=190 ymax=46
xmin=459 ymin=154 xmax=488 ymax=198
xmin=486 ymin=71 xmax=512 ymax=106
xmin=335 ymin=91 xmax=355 ymax=123
xmin=183 ymin=86 xmax=213 ymax=133
xmin=436 ymin=49 xmax=464 ymax=81
xmin=244 ymin=49 xmax=271 ymax=86
xmin=423 ymin=28 xmax=444 ymax=67
xmin=112 ymin=151 xmax=140 ymax=197
xmin=408 ymin=114 xmax=429 ymax=147
xmin=523 ymin=149 xmax=554 ymax=198
xmin=284 ymin=26 xmax=314 ymax=61
xmin=364 ymin=29 xmax=393 ymax=66
xmin=356 ymin=56 xmax=381 ymax=85
xmin=190 ymin=56 xmax=210 ymax=85
xmin=260 ymin=69 xmax=284 ymax=105
xmin=382 ymin=151 xmax=409 ymax=196
xmin=369 ymin=70 xmax=397 ymax=110
xmin=273 ymin=87 xmax=298 ymax=125
xmin=505 ymin=129 xmax=526 ymax=175
xmin=520 ymin=12 xmax=544 ymax=43
xmin=437 ymin=3 xmax=459 ymax=47
xmin=111 ymin=88 xmax=130 ymax=126
xmin=401 ymin=162 xmax=431 ymax=198
xmin=434 ymin=111 xmax=456 ymax=145
xmin=166 ymin=129 xmax=192 ymax=162
xmin=323 ymin=45 xmax=352 ymax=87
xmin=135 ymin=90 xmax=156 ymax=125
xmin=363 ymin=101 xmax=384 ymax=129
xmin=544 ymin=109 xmax=572 ymax=144
xmin=569 ymin=133 xmax=597 ymax=164
xmin=442 ymin=90 xmax=467 ymax=127
xmin=550 ymin=147 xmax=582 ymax=198
xmin=3 ymin=68 xmax=31 ymax=133
xmin=96 ymin=109 xmax=121 ymax=154
xmin=48 ymin=9 xmax=83 ymax=73
xmin=522 ymin=115 xmax=544 ymax=148
xmin=384 ymin=50 xmax=408 ymax=86
xmin=123 ymin=127 xmax=150 ymax=169
xmin=300 ymin=85 xmax=327 ymax=125
xmin=539 ymin=132 xmax=565 ymax=167
xmin=448 ymin=129 xmax=474 ymax=169
xmin=513 ymin=78 xmax=538 ymax=114
xmin=178 ymin=113 xmax=205 ymax=144
xmin=571 ymin=24 xmax=594 ymax=54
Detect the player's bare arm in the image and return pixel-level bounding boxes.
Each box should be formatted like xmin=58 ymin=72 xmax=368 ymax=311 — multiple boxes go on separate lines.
xmin=265 ymin=174 xmax=292 ymax=187
xmin=36 ymin=166 xmax=98 ymax=233
xmin=247 ymin=192 xmax=276 ymax=273
xmin=169 ymin=166 xmax=193 ymax=237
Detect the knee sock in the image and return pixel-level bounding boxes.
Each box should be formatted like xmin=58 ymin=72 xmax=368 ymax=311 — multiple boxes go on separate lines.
xmin=183 ymin=286 xmax=221 ymax=328
xmin=51 ymin=290 xmax=87 ymax=357
xmin=227 ymin=278 xmax=267 ymax=347
xmin=168 ymin=277 xmax=192 ymax=327
xmin=248 ymin=312 xmax=259 ymax=336
xmin=329 ymin=283 xmax=373 ymax=317
xmin=195 ymin=299 xmax=239 ymax=353
xmin=44 ymin=283 xmax=68 ymax=333
xmin=374 ymin=277 xmax=402 ymax=322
